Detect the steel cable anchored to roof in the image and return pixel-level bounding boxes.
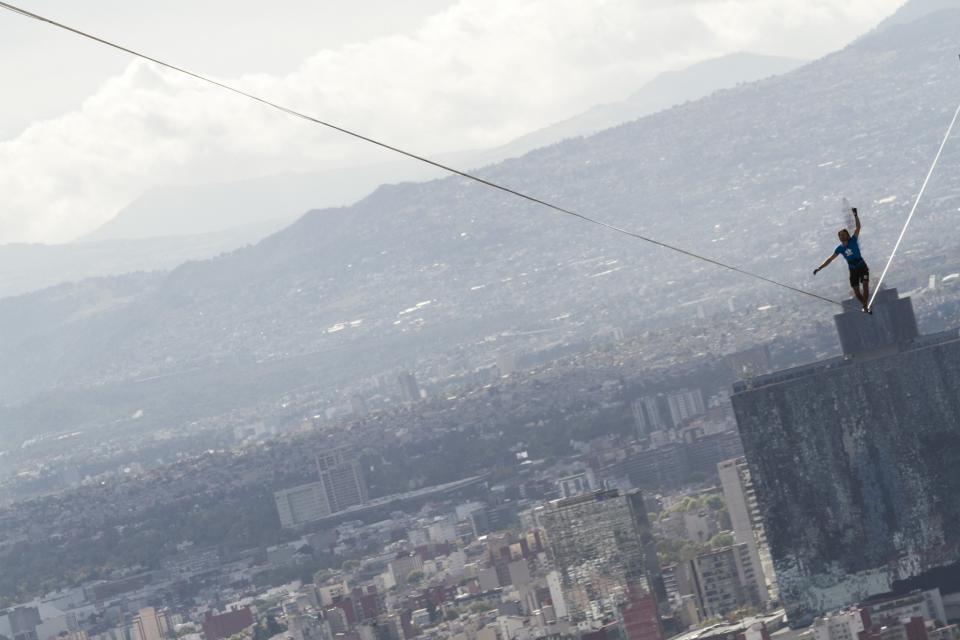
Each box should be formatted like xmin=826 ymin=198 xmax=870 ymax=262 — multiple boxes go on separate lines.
xmin=867 ymin=98 xmax=960 ymax=310
xmin=0 ymin=0 xmax=842 ymax=307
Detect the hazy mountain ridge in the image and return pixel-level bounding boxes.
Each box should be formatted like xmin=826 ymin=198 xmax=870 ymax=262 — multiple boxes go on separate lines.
xmin=492 ymin=52 xmax=804 ymax=157
xmin=875 ymin=0 xmax=960 ymax=31
xmin=82 ymin=166 xmax=440 ymax=242
xmin=86 ymin=52 xmax=806 ymax=244
xmin=3 ymin=9 xmax=960 ymax=434
xmin=0 ymin=52 xmax=808 ymax=301
xmin=0 ymin=223 xmax=280 ymax=299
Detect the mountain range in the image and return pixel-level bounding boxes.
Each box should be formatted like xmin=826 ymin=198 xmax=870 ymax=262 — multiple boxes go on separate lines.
xmin=2 ymin=3 xmax=960 ymax=443
xmin=0 ymin=52 xmax=803 ymax=299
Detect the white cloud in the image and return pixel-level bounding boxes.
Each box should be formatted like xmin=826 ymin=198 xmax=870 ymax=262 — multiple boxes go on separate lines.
xmin=0 ymin=0 xmax=903 ymax=243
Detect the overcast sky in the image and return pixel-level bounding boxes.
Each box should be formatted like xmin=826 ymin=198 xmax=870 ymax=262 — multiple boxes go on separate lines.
xmin=0 ymin=0 xmax=905 ymax=244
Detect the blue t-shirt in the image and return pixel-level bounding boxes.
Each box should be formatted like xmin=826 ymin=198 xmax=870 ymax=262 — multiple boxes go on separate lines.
xmin=835 ymin=236 xmax=864 ymax=268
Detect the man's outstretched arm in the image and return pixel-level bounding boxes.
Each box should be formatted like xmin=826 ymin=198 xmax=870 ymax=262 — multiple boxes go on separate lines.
xmin=853 ymin=207 xmax=861 ymax=238
xmin=814 ymin=253 xmax=838 ymax=275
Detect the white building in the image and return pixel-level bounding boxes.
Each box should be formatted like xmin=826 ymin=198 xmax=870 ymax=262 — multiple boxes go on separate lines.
xmin=317 ymin=579 xmax=350 ymax=607
xmin=428 ymin=518 xmax=459 ymax=544
xmin=811 ymin=609 xmax=865 ymax=640
xmin=546 ymin=571 xmax=568 ymax=621
xmin=718 ymin=457 xmax=777 ymax=598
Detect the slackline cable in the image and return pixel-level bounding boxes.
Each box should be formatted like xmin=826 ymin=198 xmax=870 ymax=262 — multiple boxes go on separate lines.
xmin=0 ymin=1 xmax=845 ymax=306
xmin=867 ymin=99 xmax=960 ymax=309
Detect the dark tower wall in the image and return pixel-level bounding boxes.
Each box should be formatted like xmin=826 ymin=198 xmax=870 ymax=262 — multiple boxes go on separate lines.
xmin=835 ymin=288 xmax=919 ymax=357
xmin=732 ymin=294 xmax=960 ymax=627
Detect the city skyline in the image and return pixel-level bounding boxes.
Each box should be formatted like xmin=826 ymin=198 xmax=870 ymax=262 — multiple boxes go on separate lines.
xmin=2 ymin=5 xmax=960 ymax=640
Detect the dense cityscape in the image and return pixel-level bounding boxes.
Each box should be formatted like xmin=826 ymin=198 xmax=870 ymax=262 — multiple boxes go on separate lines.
xmin=3 ymin=6 xmax=960 ymax=640
xmin=2 ymin=283 xmax=959 ymax=640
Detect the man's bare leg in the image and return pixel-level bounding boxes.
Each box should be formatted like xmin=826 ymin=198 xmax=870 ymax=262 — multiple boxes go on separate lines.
xmin=852 ymin=286 xmax=867 ymax=311
xmin=862 ymin=278 xmax=871 ymax=312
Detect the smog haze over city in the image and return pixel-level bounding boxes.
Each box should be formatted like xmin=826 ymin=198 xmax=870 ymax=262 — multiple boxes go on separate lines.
xmin=2 ymin=4 xmax=960 ymax=640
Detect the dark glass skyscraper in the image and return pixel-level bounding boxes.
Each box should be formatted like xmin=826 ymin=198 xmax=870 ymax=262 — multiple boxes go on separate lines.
xmin=732 ymin=290 xmax=960 ymax=626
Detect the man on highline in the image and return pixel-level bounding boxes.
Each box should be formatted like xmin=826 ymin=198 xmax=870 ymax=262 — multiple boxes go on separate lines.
xmin=814 ymin=206 xmax=872 ymax=313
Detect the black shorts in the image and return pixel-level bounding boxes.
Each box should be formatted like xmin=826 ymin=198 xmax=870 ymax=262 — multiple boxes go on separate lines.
xmin=849 ymin=262 xmax=869 ymax=288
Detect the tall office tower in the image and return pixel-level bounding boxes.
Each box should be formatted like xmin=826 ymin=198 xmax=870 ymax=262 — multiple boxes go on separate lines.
xmin=731 ymin=290 xmax=960 ymax=627
xmin=632 ymin=395 xmax=670 ymax=436
xmin=667 ymin=389 xmax=705 ymax=426
xmin=397 ymin=371 xmax=421 ymax=403
xmin=536 ymin=489 xmax=666 ymax=628
xmin=688 ymin=543 xmax=766 ymax=619
xmin=275 ymin=481 xmax=332 ymax=528
xmin=316 ymin=448 xmax=368 ymax=512
xmin=718 ymin=457 xmax=776 ymax=598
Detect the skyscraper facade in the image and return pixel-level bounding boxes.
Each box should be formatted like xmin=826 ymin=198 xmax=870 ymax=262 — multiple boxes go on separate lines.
xmin=718 ymin=457 xmax=776 ymax=599
xmin=732 ymin=291 xmax=960 ymax=626
xmin=536 ymin=489 xmax=666 ymax=627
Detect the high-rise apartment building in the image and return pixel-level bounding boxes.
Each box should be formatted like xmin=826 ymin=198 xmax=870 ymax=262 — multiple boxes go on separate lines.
xmin=316 ymin=448 xmax=368 ymax=512
xmin=667 ymin=389 xmax=705 ymax=426
xmin=275 ymin=448 xmax=368 ymax=528
xmin=732 ymin=290 xmax=960 ymax=626
xmin=632 ymin=390 xmax=705 ymax=437
xmin=536 ymin=489 xmax=666 ymax=627
xmin=632 ymin=396 xmax=670 ymax=436
xmin=688 ymin=543 xmax=766 ymax=619
xmin=718 ymin=457 xmax=776 ymax=598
